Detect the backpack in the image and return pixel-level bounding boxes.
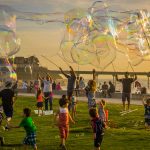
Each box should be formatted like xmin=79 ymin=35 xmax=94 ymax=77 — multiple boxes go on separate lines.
xmin=95 ymin=119 xmax=104 ymax=135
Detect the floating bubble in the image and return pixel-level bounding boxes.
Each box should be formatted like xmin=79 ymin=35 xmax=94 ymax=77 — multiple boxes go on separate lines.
xmin=71 ymin=42 xmax=96 ymax=65
xmin=0 ymin=25 xmax=20 ymax=58
xmin=0 ymin=58 xmax=17 ymax=88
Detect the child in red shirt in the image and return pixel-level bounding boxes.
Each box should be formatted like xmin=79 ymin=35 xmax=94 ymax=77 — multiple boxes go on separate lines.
xmin=36 ymin=88 xmax=44 ymax=116
xmin=55 ymin=96 xmax=75 ymax=150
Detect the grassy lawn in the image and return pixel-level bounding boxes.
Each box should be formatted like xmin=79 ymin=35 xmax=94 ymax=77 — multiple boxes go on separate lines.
xmin=0 ymin=96 xmax=150 ymax=150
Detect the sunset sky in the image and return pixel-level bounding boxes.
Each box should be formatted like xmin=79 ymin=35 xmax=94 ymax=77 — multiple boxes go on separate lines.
xmin=0 ymin=0 xmax=150 ymax=72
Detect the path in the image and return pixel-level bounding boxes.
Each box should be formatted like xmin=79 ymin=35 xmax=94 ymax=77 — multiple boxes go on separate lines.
xmin=18 ymin=93 xmax=142 ymax=106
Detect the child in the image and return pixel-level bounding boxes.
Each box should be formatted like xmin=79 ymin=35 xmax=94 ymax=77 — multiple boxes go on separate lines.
xmin=55 ymin=96 xmax=75 ymax=150
xmin=0 ymin=105 xmax=5 ymax=146
xmin=98 ymin=99 xmax=106 ymax=122
xmin=11 ymin=108 xmax=37 ymax=150
xmin=142 ymin=96 xmax=150 ymax=129
xmin=71 ymin=94 xmax=77 ymax=120
xmin=87 ymin=69 xmax=97 ymax=109
xmin=36 ymin=88 xmax=44 ymax=116
xmin=89 ymin=108 xmax=105 ymax=150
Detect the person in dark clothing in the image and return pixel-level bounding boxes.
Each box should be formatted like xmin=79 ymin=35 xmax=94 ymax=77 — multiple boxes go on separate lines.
xmin=89 ymin=108 xmax=105 ymax=150
xmin=0 ymin=81 xmax=15 ymax=130
xmin=59 ymin=66 xmax=76 ymax=111
xmin=107 ymin=81 xmax=115 ymax=98
xmin=52 ymin=81 xmax=56 ymax=90
xmin=116 ymin=72 xmax=137 ymax=111
xmin=101 ymin=82 xmax=108 ymax=98
xmin=11 ymin=80 xmax=18 ymax=98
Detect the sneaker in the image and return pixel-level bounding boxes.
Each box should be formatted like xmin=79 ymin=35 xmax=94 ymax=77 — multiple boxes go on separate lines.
xmin=61 ymin=145 xmax=67 ymax=150
xmin=5 ymin=126 xmax=9 ymax=131
xmin=0 ymin=137 xmax=5 ymax=146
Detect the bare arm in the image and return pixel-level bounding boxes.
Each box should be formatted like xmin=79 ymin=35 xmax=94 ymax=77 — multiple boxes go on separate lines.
xmin=68 ymin=112 xmax=75 ymax=124
xmin=69 ymin=66 xmax=76 ymax=77
xmin=115 ymin=74 xmax=119 ymax=81
xmin=133 ymin=74 xmax=137 ymax=82
xmin=59 ymin=67 xmax=68 ymax=78
xmin=93 ymin=69 xmax=96 ymax=80
xmin=142 ymin=96 xmax=146 ymax=105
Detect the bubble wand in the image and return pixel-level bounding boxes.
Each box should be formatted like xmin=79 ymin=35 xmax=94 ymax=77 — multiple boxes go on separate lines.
xmin=41 ymin=55 xmax=59 ymax=68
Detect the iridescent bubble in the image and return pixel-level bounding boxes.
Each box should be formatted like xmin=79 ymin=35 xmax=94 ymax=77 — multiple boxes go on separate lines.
xmin=0 ymin=58 xmax=17 ymax=88
xmin=0 ymin=25 xmax=20 ymax=58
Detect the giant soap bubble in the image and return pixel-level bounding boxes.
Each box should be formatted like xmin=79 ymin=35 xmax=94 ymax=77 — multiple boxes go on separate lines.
xmin=0 ymin=58 xmax=17 ymax=88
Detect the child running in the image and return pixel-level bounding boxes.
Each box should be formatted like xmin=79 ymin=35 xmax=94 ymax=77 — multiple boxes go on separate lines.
xmin=36 ymin=88 xmax=44 ymax=116
xmin=98 ymin=99 xmax=106 ymax=122
xmin=55 ymin=96 xmax=75 ymax=150
xmin=89 ymin=108 xmax=105 ymax=150
xmin=142 ymin=96 xmax=150 ymax=129
xmin=11 ymin=108 xmax=37 ymax=150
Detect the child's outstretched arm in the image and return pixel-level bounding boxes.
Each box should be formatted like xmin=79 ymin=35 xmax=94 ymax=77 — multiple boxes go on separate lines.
xmin=8 ymin=124 xmax=20 ymax=128
xmin=68 ymin=113 xmax=75 ymax=124
xmin=92 ymin=69 xmax=96 ymax=80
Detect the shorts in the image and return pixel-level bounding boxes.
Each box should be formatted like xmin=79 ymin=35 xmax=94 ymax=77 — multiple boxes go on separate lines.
xmin=122 ymin=93 xmax=131 ymax=102
xmin=3 ymin=106 xmax=13 ymax=118
xmin=145 ymin=118 xmax=150 ymax=125
xmin=59 ymin=125 xmax=69 ymax=139
xmin=94 ymin=135 xmax=103 ymax=148
xmin=23 ymin=132 xmax=36 ymax=146
xmin=37 ymin=102 xmax=43 ymax=108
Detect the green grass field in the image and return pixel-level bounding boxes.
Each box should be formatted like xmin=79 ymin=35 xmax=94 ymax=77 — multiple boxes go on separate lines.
xmin=0 ymin=96 xmax=150 ymax=150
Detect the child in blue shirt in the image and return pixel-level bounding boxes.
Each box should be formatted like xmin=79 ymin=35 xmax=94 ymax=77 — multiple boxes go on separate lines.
xmin=89 ymin=108 xmax=105 ymax=150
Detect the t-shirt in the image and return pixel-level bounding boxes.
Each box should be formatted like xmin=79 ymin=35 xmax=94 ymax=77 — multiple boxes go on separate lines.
xmin=91 ymin=117 xmax=105 ymax=136
xmin=37 ymin=93 xmax=43 ymax=102
xmin=0 ymin=88 xmax=14 ymax=109
xmin=67 ymin=75 xmax=76 ymax=92
xmin=118 ymin=78 xmax=134 ymax=93
xmin=43 ymin=80 xmax=52 ymax=93
xmin=19 ymin=117 xmax=36 ymax=135
xmin=59 ymin=107 xmax=69 ymax=126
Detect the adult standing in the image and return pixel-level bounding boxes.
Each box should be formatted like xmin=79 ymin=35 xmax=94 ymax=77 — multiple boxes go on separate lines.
xmin=59 ymin=66 xmax=76 ymax=110
xmin=0 ymin=81 xmax=15 ymax=130
xmin=116 ymin=72 xmax=137 ymax=111
xmin=39 ymin=74 xmax=53 ymax=111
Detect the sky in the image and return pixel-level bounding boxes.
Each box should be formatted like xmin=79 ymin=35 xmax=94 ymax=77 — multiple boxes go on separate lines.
xmin=0 ymin=0 xmax=150 ymax=72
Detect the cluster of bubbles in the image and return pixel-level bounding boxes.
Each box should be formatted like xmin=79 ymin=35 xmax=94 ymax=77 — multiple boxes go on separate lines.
xmin=59 ymin=1 xmax=150 ymax=70
xmin=1 ymin=1 xmax=150 ymax=72
xmin=0 ymin=5 xmax=20 ymax=87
